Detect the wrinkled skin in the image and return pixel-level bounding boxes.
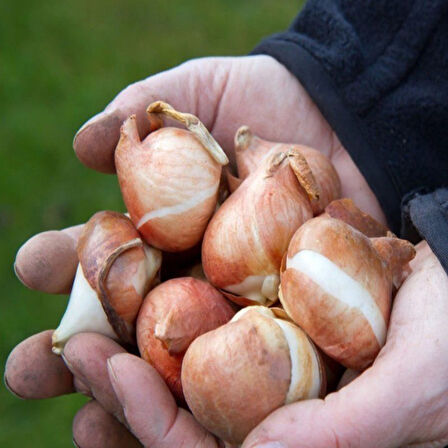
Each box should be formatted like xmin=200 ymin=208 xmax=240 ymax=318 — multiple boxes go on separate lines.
xmin=5 ymin=56 xmax=448 ymax=448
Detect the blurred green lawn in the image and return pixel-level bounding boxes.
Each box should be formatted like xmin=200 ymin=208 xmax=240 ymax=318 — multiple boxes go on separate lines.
xmin=0 ymin=0 xmax=302 ymax=445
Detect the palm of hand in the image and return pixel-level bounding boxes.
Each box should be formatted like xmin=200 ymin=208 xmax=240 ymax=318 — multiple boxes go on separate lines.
xmin=6 ymin=55 xmax=448 ymax=448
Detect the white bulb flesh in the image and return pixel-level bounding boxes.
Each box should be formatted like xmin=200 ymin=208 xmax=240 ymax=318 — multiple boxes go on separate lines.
xmin=286 ymin=249 xmax=387 ymax=347
xmin=131 ymin=244 xmax=162 ymax=296
xmin=52 ymin=264 xmax=116 ymax=354
xmin=273 ymin=318 xmax=321 ymax=403
xmin=224 ymin=274 xmax=279 ymax=305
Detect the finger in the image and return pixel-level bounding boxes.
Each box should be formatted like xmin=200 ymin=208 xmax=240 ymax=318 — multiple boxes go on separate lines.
xmin=61 ymin=223 xmax=84 ymax=242
xmin=14 ymin=226 xmax=82 ymax=294
xmin=241 ymin=365 xmax=408 ymax=448
xmin=62 ymin=333 xmax=127 ymax=422
xmin=4 ymin=330 xmax=74 ymax=399
xmin=73 ymin=400 xmax=141 ymax=448
xmin=107 ymin=353 xmax=219 ymax=448
xmin=73 ymin=58 xmax=224 ymax=173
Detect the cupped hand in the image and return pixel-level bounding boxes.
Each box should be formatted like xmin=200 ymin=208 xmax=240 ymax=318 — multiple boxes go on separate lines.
xmin=7 ymin=55 xmax=439 ymax=448
xmin=242 ymin=241 xmax=448 ymax=448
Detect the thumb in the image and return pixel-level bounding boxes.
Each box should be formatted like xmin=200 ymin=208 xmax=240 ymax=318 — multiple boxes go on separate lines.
xmin=73 ymin=57 xmax=228 ymax=174
xmin=241 ymin=366 xmax=405 ymax=448
xmin=107 ymin=353 xmax=219 ymax=448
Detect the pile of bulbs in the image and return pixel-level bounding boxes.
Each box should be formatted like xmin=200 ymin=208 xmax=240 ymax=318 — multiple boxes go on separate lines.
xmin=15 ymin=102 xmax=416 ymax=445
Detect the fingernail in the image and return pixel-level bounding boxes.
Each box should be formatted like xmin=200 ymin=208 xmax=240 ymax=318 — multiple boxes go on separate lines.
xmin=61 ymin=352 xmax=74 ymax=371
xmin=106 ymin=356 xmax=128 ymax=424
xmin=72 ymin=437 xmax=81 ymax=447
xmin=106 ymin=356 xmax=122 ymax=400
xmin=73 ymin=111 xmax=105 ymax=142
xmin=61 ymin=353 xmax=87 ymax=384
xmin=73 ymin=378 xmax=91 ymax=397
xmin=3 ymin=374 xmax=24 ymax=400
xmin=73 ymin=108 xmax=118 ymax=145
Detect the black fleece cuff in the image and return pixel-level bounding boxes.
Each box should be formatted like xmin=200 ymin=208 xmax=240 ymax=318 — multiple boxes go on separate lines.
xmin=252 ymin=38 xmax=402 ymax=233
xmin=404 ymin=188 xmax=448 ymax=274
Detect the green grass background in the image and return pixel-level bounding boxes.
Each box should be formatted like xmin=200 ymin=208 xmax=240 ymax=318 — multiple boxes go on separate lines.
xmin=0 ymin=0 xmax=302 ymax=445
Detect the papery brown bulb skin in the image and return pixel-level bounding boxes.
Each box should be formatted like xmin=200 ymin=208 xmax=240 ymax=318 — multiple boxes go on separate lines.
xmin=370 ymin=236 xmax=416 ymax=288
xmin=324 ymin=198 xmax=389 ymax=237
xmin=136 ymin=277 xmax=234 ymax=402
xmin=234 ymin=126 xmax=341 ymax=214
xmin=280 ymin=216 xmax=392 ymax=370
xmin=182 ymin=307 xmax=325 ymax=445
xmin=296 ymin=145 xmax=341 ymax=214
xmin=115 ymin=116 xmax=222 ymax=252
xmin=202 ymin=152 xmax=313 ymax=306
xmin=78 ymin=211 xmax=157 ymax=345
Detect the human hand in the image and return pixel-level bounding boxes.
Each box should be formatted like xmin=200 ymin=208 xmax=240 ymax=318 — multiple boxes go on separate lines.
xmin=241 ymin=241 xmax=448 ymax=448
xmin=6 ymin=55 xmax=409 ymax=447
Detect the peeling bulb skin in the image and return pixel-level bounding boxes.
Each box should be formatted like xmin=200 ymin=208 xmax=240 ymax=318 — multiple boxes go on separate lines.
xmin=115 ymin=105 xmax=227 ymax=252
xmin=52 ymin=264 xmax=116 ymax=355
xmin=202 ymin=151 xmax=313 ymax=306
xmin=324 ymin=198 xmax=389 ymax=237
xmin=182 ymin=306 xmax=325 ymax=445
xmin=370 ymin=236 xmax=416 ymax=288
xmin=52 ymin=211 xmax=161 ymax=354
xmin=222 ymin=274 xmax=280 ymax=306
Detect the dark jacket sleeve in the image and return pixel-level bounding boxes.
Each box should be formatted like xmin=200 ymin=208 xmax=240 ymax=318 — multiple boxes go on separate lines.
xmin=252 ymin=0 xmax=448 ymax=271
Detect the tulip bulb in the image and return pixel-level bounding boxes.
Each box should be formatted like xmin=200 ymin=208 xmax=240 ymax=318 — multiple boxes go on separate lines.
xmin=52 ymin=211 xmax=161 ymax=354
xmin=202 ymin=149 xmax=319 ymax=306
xmin=115 ymin=101 xmax=229 ymax=252
xmin=234 ymin=125 xmax=341 ymax=214
xmin=136 ymin=277 xmax=234 ymax=402
xmin=280 ymin=215 xmax=415 ymax=370
xmin=182 ymin=306 xmax=326 ymax=445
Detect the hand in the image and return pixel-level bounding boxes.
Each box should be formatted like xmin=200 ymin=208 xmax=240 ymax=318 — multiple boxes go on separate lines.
xmin=241 ymin=241 xmax=448 ymax=448
xmin=5 ymin=55 xmax=402 ymax=447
